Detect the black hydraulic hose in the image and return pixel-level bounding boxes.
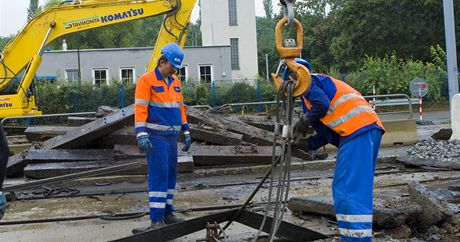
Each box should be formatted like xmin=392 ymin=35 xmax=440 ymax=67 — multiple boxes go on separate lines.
xmin=163 ymin=0 xmax=183 ymax=41
xmin=0 ymin=58 xmax=7 ymax=86
xmin=59 ymin=0 xmax=74 ymax=6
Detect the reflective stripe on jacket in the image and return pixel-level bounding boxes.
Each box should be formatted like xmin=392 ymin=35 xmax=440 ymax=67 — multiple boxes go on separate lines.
xmin=135 ymin=68 xmax=189 ymax=136
xmin=302 ymin=74 xmax=384 ymax=136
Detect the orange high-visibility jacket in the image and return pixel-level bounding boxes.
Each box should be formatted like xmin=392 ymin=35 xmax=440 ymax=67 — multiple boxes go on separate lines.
xmin=302 ymin=75 xmax=384 ymax=136
xmin=134 ymin=68 xmax=188 ymax=136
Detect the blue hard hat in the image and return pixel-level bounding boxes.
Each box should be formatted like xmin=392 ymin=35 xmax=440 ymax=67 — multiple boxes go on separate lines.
xmin=282 ymin=58 xmax=312 ymax=80
xmin=161 ymin=43 xmax=184 ymax=68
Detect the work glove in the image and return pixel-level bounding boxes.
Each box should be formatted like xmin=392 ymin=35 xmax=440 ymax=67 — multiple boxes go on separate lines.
xmin=137 ymin=133 xmax=152 ymax=152
xmin=293 ymin=115 xmax=312 ymax=143
xmin=294 ymin=115 xmax=311 ymax=135
xmin=305 ymin=150 xmax=329 ymax=161
xmin=0 ymin=192 xmax=6 ymax=220
xmin=182 ymin=131 xmax=191 ymax=152
xmin=292 ymin=137 xmax=309 ymax=151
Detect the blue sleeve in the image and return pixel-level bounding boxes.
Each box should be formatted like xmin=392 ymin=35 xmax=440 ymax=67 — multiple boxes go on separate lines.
xmin=307 ymin=134 xmax=330 ymax=151
xmin=304 ymin=83 xmax=330 ymax=124
xmin=307 ymin=123 xmax=341 ymax=151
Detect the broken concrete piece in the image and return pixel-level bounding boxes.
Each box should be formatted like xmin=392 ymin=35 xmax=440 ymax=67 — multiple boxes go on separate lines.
xmin=7 ymin=105 xmax=134 ymax=175
xmin=106 ymin=126 xmax=137 ymax=145
xmin=43 ymin=105 xmax=134 ymax=149
xmin=189 ymin=126 xmax=243 ymax=145
xmin=408 ymin=181 xmax=453 ymax=232
xmin=24 ymin=126 xmax=69 ymax=142
xmin=67 ymin=116 xmax=97 ymax=126
xmin=105 ymin=125 xmax=244 ymax=146
xmin=114 ymin=144 xmax=280 ymax=166
xmin=24 ymin=155 xmax=193 ymax=179
xmin=24 ymin=161 xmax=112 ymax=179
xmin=288 ymin=196 xmax=421 ymax=229
xmin=95 ymin=106 xmax=119 ymax=117
xmin=374 ymin=206 xmax=421 ymax=229
xmin=186 ymin=107 xmax=275 ymax=145
xmin=24 ymin=149 xmax=114 ymax=163
xmin=432 ymin=128 xmax=453 ymax=141
xmin=288 ymin=196 xmax=335 ymax=217
xmin=397 ymin=157 xmax=460 ymax=170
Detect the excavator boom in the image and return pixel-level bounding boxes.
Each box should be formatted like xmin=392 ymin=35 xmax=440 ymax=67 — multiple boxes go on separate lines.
xmin=0 ymin=0 xmax=196 ymax=118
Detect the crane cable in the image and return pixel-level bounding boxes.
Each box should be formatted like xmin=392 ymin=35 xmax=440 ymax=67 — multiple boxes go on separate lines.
xmin=253 ymin=74 xmax=295 ymax=242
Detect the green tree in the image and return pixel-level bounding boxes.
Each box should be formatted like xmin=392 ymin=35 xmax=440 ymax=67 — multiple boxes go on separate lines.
xmin=263 ymin=0 xmax=274 ymax=19
xmin=0 ymin=36 xmax=13 ymax=49
xmin=256 ymin=16 xmax=277 ymax=81
xmin=185 ymin=21 xmax=202 ymax=46
xmin=330 ymin=0 xmax=448 ymax=71
xmin=27 ymin=0 xmax=39 ymax=20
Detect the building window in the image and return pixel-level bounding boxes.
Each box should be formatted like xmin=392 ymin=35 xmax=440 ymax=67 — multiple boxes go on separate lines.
xmin=120 ymin=67 xmax=135 ymax=83
xmin=230 ymin=38 xmax=240 ymax=70
xmin=177 ymin=66 xmax=188 ymax=82
xmin=93 ymin=68 xmax=108 ymax=85
xmin=228 ymin=0 xmax=237 ymax=26
xmin=65 ymin=69 xmax=79 ymax=81
xmin=199 ymin=65 xmax=213 ymax=83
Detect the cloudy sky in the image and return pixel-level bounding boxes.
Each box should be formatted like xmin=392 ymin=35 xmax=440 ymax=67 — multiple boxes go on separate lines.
xmin=0 ymin=0 xmax=280 ymax=37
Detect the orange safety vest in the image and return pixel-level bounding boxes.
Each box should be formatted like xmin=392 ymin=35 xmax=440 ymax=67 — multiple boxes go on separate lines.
xmin=302 ymin=75 xmax=384 ymax=136
xmin=134 ymin=69 xmax=188 ymax=135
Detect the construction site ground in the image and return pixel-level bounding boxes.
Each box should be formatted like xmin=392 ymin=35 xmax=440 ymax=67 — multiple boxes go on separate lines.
xmin=1 ymin=112 xmax=459 ymax=242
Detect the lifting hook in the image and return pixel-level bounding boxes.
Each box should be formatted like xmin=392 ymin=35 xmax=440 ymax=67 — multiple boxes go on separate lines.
xmin=271 ymin=16 xmax=311 ymax=97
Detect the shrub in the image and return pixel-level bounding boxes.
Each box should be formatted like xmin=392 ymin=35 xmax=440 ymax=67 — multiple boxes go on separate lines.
xmin=346 ymin=51 xmax=447 ymax=101
xmin=36 ymin=80 xmax=135 ymax=114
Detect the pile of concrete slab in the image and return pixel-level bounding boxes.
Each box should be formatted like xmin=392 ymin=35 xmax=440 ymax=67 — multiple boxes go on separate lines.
xmin=5 ymin=105 xmax=321 ymax=179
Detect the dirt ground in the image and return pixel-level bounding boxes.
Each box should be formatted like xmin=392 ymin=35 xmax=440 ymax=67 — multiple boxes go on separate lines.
xmin=1 ymin=124 xmax=459 ymax=241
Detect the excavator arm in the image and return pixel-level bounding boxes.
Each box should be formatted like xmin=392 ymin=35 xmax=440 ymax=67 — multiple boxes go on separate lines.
xmin=0 ymin=0 xmax=196 ymax=118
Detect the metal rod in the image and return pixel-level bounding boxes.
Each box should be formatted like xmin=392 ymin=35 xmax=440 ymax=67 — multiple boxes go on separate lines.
xmin=266 ymin=53 xmax=269 ymax=81
xmin=364 ymin=93 xmax=413 ymax=118
xmin=0 ymin=203 xmax=250 ymax=226
xmin=1 ymin=111 xmax=96 ymax=125
xmin=3 ymin=161 xmax=141 ymax=192
xmin=37 ymin=22 xmax=55 ymax=57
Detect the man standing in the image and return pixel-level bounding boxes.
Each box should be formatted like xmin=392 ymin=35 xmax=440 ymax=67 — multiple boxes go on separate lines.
xmin=0 ymin=124 xmax=9 ymax=220
xmin=290 ymin=58 xmax=384 ymax=242
xmin=133 ymin=43 xmax=191 ymax=232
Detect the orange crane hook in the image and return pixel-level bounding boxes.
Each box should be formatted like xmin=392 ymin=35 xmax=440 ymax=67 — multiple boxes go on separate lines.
xmin=271 ymin=17 xmax=311 ymax=97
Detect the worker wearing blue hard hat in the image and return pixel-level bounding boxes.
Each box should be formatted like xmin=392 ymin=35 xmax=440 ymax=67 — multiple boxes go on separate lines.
xmin=133 ymin=42 xmax=191 ymax=233
xmin=287 ymin=59 xmax=385 ymax=242
xmin=161 ymin=43 xmax=184 ymax=69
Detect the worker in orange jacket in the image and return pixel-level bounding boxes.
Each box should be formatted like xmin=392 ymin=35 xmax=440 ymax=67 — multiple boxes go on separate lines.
xmin=133 ymin=43 xmax=191 ymax=232
xmin=288 ymin=58 xmax=384 ymax=242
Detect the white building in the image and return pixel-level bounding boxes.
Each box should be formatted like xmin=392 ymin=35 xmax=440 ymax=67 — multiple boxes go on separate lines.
xmin=200 ymin=0 xmax=259 ymax=80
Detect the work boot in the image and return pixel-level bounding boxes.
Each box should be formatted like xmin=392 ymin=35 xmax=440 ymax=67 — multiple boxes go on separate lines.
xmin=164 ymin=214 xmax=185 ymax=224
xmin=131 ymin=221 xmax=166 ymax=234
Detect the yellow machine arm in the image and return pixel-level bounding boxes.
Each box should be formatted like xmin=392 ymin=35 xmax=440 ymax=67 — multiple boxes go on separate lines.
xmin=0 ymin=0 xmax=196 ymax=118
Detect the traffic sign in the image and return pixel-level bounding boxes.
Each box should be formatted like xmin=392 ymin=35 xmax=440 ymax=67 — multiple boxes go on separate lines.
xmin=410 ymin=78 xmax=429 ymax=97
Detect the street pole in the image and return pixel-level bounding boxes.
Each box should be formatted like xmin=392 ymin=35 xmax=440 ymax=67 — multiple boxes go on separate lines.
xmin=77 ymin=46 xmax=81 ymax=82
xmin=265 ymin=53 xmax=269 ymax=81
xmin=443 ymin=0 xmax=459 ymax=103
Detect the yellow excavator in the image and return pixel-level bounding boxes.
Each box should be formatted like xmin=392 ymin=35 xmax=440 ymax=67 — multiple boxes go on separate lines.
xmin=0 ymin=0 xmax=196 ymax=119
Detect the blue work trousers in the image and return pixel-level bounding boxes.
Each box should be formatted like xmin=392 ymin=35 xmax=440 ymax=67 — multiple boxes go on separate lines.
xmin=146 ymin=135 xmax=178 ymax=222
xmin=333 ymin=128 xmax=383 ymax=242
